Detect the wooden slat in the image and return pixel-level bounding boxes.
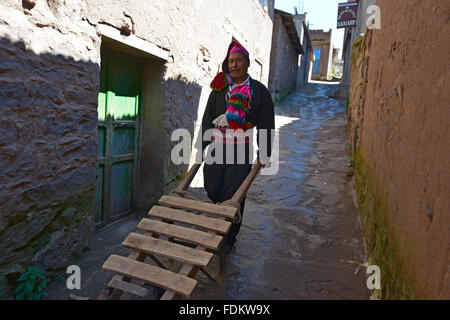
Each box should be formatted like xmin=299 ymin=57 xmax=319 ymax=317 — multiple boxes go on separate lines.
xmin=137 ymin=218 xmax=223 ymax=250
xmin=161 ymin=215 xmax=228 ymax=300
xmin=159 ymin=195 xmax=237 ymax=219
xmin=102 ymin=255 xmax=197 ymax=297
xmin=108 ymin=279 xmax=150 ymax=298
xmin=123 ymin=233 xmax=213 ymax=267
xmin=98 ymin=231 xmax=153 ymax=300
xmin=149 ymin=206 xmax=231 ymax=234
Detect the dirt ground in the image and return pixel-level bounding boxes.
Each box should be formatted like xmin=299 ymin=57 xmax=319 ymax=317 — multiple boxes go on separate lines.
xmin=45 ymin=82 xmax=371 ymax=300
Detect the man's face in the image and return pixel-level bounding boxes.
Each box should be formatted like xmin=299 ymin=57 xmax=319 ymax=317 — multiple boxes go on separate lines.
xmin=228 ymin=52 xmax=249 ymax=82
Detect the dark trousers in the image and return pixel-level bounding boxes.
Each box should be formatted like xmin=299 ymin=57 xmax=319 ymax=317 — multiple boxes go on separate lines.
xmin=203 ymin=162 xmax=252 ymax=245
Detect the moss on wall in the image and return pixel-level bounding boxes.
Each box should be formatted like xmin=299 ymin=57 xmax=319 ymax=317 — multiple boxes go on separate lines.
xmin=353 ymin=149 xmax=416 ymax=299
xmin=348 ymin=29 xmax=417 ymax=300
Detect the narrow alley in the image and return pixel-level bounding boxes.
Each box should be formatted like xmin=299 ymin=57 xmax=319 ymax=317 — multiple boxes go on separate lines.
xmin=192 ymin=82 xmax=370 ymax=299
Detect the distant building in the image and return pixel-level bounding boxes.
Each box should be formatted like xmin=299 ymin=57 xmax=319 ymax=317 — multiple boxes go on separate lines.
xmin=310 ymin=29 xmax=333 ymax=80
xmin=268 ymin=9 xmax=303 ymax=103
xmin=293 ymin=12 xmax=314 ymax=88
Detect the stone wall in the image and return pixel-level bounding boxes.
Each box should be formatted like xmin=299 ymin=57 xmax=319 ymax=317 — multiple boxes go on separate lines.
xmin=0 ymin=0 xmax=101 ymax=299
xmin=349 ymin=0 xmax=450 ymax=299
xmin=83 ymin=0 xmax=274 ymax=181
xmin=268 ymin=13 xmax=299 ymax=103
xmin=293 ymin=13 xmax=313 ymax=88
xmin=0 ymin=0 xmax=273 ymax=298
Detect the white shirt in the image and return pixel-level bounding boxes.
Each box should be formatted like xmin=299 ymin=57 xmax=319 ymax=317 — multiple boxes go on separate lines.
xmin=212 ymin=74 xmax=251 ymax=128
xmin=226 ymin=74 xmax=250 ymax=101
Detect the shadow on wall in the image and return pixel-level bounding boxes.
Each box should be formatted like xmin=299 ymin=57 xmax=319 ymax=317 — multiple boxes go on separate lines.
xmin=163 ymin=76 xmax=203 ymax=178
xmin=0 ymin=36 xmax=100 ymax=299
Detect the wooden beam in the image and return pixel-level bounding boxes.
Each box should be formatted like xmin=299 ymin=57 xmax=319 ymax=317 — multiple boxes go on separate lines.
xmin=122 ymin=232 xmax=214 ymax=267
xmin=98 ymin=243 xmax=149 ymax=300
xmin=102 ymin=255 xmax=198 ymax=297
xmin=159 ymin=195 xmax=237 ymax=219
xmin=137 ymin=219 xmax=223 ymax=250
xmin=159 ymin=221 xmax=225 ymax=300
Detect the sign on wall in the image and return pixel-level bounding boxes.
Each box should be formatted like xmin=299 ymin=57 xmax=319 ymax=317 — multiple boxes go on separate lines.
xmin=337 ymin=2 xmax=359 ymax=28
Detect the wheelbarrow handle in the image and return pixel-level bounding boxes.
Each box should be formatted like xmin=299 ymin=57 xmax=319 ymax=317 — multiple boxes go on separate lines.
xmin=174 ymin=161 xmax=262 ymax=205
xmin=230 ymin=161 xmax=263 ymax=204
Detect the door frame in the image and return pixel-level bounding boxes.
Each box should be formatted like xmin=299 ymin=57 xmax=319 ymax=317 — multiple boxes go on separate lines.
xmin=95 ymin=26 xmax=169 ymax=231
xmin=96 ymin=47 xmax=143 ymax=229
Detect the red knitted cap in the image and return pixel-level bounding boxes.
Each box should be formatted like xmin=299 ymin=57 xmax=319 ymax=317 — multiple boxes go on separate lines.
xmin=222 ymin=40 xmax=250 ymax=73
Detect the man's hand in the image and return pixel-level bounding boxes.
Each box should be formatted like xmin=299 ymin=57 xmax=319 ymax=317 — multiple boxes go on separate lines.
xmin=212 ymin=114 xmax=229 ymax=127
xmin=257 ymin=158 xmax=271 ymax=168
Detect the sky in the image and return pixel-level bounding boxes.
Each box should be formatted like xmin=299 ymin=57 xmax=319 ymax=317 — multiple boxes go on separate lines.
xmin=275 ymin=0 xmax=345 ymax=56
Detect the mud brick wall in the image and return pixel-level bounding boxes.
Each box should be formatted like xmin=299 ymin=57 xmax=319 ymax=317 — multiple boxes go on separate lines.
xmin=348 ymin=30 xmax=372 ymax=155
xmin=349 ymin=0 xmax=449 ymax=299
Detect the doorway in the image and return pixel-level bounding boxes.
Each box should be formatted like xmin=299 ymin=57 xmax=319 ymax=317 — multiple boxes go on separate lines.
xmin=95 ymin=48 xmax=143 ymax=228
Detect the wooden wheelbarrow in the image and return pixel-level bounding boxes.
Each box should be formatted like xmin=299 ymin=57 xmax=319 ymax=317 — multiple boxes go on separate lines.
xmin=98 ymin=161 xmax=262 ymax=300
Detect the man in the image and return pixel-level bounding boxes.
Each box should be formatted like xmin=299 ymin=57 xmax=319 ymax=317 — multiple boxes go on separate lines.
xmin=201 ymin=40 xmax=275 ymax=250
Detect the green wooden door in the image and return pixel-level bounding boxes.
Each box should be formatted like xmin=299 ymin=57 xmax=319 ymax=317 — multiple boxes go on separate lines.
xmin=96 ymin=49 xmax=142 ymax=227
